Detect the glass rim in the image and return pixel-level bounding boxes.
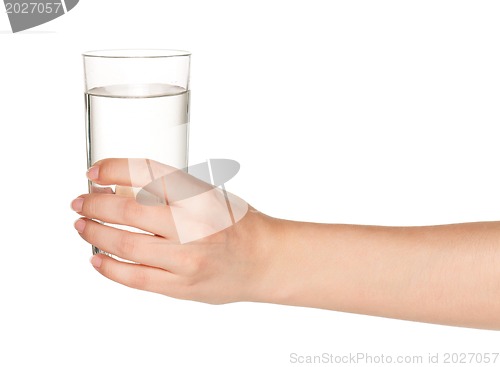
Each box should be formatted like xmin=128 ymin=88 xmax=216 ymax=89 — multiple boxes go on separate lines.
xmin=82 ymin=49 xmax=191 ymax=59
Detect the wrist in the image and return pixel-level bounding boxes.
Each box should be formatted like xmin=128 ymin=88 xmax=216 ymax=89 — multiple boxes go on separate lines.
xmin=248 ymin=218 xmax=341 ymax=309
xmin=232 ymin=209 xmax=283 ymax=303
xmin=243 ymin=214 xmax=302 ymax=305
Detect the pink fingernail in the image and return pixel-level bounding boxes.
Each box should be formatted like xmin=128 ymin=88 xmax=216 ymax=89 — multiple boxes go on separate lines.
xmin=74 ymin=219 xmax=86 ymax=233
xmin=87 ymin=165 xmax=100 ymax=181
xmin=90 ymin=255 xmax=102 ymax=268
xmin=71 ymin=197 xmax=84 ymax=212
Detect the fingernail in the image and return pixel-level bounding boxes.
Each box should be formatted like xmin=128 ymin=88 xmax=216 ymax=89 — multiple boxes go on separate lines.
xmin=87 ymin=165 xmax=100 ymax=181
xmin=74 ymin=219 xmax=86 ymax=233
xmin=71 ymin=197 xmax=84 ymax=212
xmin=90 ymin=255 xmax=102 ymax=268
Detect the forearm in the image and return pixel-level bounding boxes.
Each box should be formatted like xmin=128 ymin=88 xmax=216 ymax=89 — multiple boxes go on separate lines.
xmin=259 ymin=218 xmax=500 ymax=329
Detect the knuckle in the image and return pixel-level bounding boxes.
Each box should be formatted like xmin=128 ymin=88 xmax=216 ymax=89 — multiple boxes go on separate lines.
xmin=83 ymin=221 xmax=98 ymax=244
xmin=98 ymin=162 xmax=113 ymax=183
xmin=103 ymin=263 xmax=121 ymax=285
xmin=116 ymin=232 xmax=137 ymax=258
xmin=84 ymin=195 xmax=99 ymax=217
xmin=178 ymin=250 xmax=204 ymax=275
xmin=128 ymin=267 xmax=150 ymax=290
xmin=122 ymin=199 xmax=143 ymax=223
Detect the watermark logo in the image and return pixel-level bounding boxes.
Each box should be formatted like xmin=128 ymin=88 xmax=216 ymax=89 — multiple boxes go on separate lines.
xmin=3 ymin=0 xmax=79 ymax=33
xmin=90 ymin=158 xmax=248 ymax=249
xmin=133 ymin=159 xmax=248 ymax=244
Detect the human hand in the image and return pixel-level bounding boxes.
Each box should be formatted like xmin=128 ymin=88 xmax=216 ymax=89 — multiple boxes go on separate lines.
xmin=71 ymin=158 xmax=283 ymax=304
xmin=72 ymin=158 xmax=500 ymax=329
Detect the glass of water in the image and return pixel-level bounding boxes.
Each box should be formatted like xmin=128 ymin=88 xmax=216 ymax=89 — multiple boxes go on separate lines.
xmin=83 ymin=49 xmax=191 ymax=255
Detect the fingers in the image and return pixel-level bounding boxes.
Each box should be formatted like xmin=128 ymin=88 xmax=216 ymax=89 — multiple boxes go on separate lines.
xmin=88 ymin=158 xmax=213 ymax=206
xmin=89 ymin=254 xmax=183 ymax=297
xmin=71 ymin=193 xmax=177 ymax=239
xmin=77 ymin=217 xmax=212 ymax=277
xmin=75 ymin=218 xmax=183 ymax=271
xmin=88 ymin=158 xmax=179 ymax=187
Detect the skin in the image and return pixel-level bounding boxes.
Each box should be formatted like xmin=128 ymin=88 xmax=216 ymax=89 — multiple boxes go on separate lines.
xmin=72 ymin=158 xmax=500 ymax=330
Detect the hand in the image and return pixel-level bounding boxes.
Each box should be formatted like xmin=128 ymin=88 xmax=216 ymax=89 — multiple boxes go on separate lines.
xmin=71 ymin=158 xmax=282 ymax=304
xmin=71 ymin=158 xmax=500 ymax=329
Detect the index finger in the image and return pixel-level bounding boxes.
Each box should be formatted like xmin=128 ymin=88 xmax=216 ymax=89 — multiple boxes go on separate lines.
xmin=87 ymin=158 xmax=215 ymax=206
xmin=87 ymin=158 xmax=178 ymax=187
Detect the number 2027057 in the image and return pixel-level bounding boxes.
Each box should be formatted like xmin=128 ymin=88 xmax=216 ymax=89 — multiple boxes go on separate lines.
xmin=5 ymin=2 xmax=62 ymax=14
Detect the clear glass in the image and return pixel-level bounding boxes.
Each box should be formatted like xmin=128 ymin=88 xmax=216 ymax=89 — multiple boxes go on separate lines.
xmin=83 ymin=49 xmax=191 ymax=255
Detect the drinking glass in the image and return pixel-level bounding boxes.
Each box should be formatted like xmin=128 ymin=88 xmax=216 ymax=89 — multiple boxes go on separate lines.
xmin=83 ymin=49 xmax=191 ymax=255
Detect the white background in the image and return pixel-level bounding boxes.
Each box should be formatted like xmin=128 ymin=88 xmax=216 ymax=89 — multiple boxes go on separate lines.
xmin=1 ymin=0 xmax=500 ymax=366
